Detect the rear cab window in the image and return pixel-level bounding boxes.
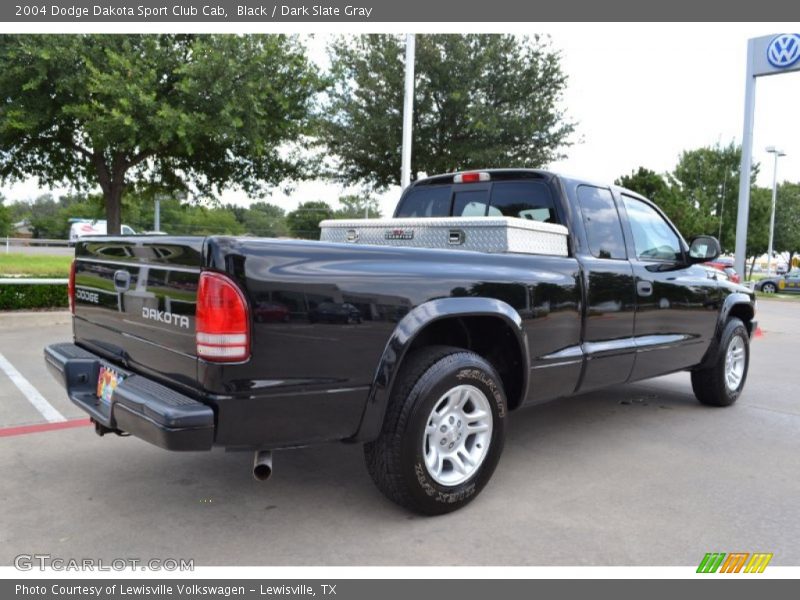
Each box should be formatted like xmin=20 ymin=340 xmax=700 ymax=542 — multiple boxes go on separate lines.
xmin=395 ymin=178 xmax=561 ymax=225
xmin=394 ymin=186 xmax=451 ymax=217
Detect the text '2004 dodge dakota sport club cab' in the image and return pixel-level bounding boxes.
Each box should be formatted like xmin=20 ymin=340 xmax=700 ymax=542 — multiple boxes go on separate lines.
xmin=45 ymin=169 xmax=756 ymax=514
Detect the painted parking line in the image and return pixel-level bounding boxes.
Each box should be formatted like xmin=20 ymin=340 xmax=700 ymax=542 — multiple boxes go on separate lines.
xmin=0 ymin=352 xmax=66 ymax=423
xmin=0 ymin=418 xmax=90 ymax=438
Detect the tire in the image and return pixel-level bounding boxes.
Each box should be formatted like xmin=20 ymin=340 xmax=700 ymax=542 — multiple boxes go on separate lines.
xmin=760 ymin=282 xmax=776 ymax=293
xmin=364 ymin=345 xmax=507 ymax=515
xmin=691 ymin=318 xmax=750 ymax=407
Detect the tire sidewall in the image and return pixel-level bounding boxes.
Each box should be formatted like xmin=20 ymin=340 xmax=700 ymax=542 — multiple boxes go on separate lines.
xmin=717 ymin=320 xmax=750 ymax=404
xmin=399 ymin=354 xmax=506 ymax=513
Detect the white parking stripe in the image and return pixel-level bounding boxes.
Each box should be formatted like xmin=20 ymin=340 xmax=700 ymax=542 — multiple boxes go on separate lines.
xmin=0 ymin=352 xmax=66 ymax=423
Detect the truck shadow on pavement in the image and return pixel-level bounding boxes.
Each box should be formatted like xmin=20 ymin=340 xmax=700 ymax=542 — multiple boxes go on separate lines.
xmin=77 ymin=376 xmax=700 ymax=514
xmin=5 ymin=373 xmax=785 ymax=566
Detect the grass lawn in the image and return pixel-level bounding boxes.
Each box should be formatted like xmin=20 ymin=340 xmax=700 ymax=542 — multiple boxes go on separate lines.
xmin=0 ymin=253 xmax=72 ymax=277
xmin=755 ymin=291 xmax=800 ymax=302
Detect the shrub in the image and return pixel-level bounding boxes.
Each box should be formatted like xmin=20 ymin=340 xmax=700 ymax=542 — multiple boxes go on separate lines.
xmin=0 ymin=283 xmax=68 ymax=310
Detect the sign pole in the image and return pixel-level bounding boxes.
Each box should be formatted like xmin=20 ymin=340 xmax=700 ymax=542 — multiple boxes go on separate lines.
xmin=734 ymin=38 xmax=756 ymax=280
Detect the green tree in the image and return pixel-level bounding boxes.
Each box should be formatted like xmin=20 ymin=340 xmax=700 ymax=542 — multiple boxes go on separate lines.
xmin=0 ymin=34 xmax=321 ymax=234
xmin=0 ymin=194 xmax=11 ymax=236
xmin=287 ymin=201 xmax=333 ymax=239
xmin=222 ymin=203 xmax=249 ymax=226
xmin=10 ymin=192 xmax=105 ymax=239
xmin=121 ymin=194 xmax=243 ymax=235
xmin=615 ymin=167 xmax=669 ymax=202
xmin=743 ymin=186 xmax=772 ymax=278
xmin=665 ymin=142 xmax=754 ymax=248
xmin=774 ymin=182 xmax=800 ymax=268
xmin=242 ymin=202 xmax=288 ymax=237
xmin=25 ymin=194 xmax=62 ymax=238
xmin=322 ymin=34 xmax=575 ymax=189
xmin=334 ymin=194 xmax=382 ymax=219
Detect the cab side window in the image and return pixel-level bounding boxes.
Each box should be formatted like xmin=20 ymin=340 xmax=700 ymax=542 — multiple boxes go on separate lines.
xmin=576 ymin=185 xmax=627 ymax=260
xmin=622 ymin=195 xmax=682 ymax=262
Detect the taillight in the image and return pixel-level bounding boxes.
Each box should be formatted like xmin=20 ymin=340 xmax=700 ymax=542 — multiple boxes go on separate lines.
xmin=453 ymin=171 xmax=490 ymax=184
xmin=195 ymin=271 xmax=250 ymax=362
xmin=68 ymin=260 xmax=76 ymax=314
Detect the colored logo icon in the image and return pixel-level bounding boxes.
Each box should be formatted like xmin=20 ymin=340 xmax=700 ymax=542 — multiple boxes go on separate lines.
xmin=697 ymin=552 xmax=773 ymax=573
xmin=767 ymin=34 xmax=800 ymax=68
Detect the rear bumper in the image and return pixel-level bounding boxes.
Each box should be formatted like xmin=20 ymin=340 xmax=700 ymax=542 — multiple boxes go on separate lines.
xmin=44 ymin=342 xmax=214 ymax=451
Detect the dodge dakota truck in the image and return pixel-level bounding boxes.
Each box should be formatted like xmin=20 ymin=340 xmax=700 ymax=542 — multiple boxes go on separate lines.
xmin=45 ymin=169 xmax=756 ymax=514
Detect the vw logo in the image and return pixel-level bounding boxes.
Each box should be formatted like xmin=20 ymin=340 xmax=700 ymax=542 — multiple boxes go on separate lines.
xmin=767 ymin=34 xmax=800 ymax=68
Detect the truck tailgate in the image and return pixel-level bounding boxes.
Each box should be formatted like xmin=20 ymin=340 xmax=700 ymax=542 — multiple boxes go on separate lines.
xmin=72 ymin=236 xmax=204 ymax=394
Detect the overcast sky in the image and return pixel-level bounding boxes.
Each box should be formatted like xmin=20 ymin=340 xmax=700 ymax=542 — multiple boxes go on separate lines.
xmin=2 ymin=23 xmax=799 ymax=218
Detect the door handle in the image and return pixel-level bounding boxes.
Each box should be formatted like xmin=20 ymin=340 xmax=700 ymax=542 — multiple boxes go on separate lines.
xmin=637 ymin=280 xmax=653 ymax=297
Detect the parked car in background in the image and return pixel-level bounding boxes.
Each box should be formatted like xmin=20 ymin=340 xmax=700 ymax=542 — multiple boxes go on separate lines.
xmin=755 ymin=269 xmax=800 ymax=294
xmin=253 ymin=301 xmax=290 ymax=323
xmin=308 ymin=301 xmax=362 ymax=324
xmin=68 ymin=220 xmax=136 ymax=245
xmin=705 ymin=259 xmax=740 ymax=284
xmin=701 ymin=265 xmax=730 ymax=282
xmin=723 ymin=267 xmax=740 ymax=283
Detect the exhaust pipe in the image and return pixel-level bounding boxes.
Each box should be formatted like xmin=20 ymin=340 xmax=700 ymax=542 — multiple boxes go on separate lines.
xmin=252 ymin=450 xmax=273 ymax=481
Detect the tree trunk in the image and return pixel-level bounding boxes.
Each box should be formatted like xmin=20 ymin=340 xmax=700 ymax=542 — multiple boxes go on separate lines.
xmin=105 ymin=185 xmax=123 ymax=235
xmin=93 ymin=152 xmax=126 ymax=235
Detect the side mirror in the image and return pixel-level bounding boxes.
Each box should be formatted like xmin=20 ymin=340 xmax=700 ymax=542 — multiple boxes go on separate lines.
xmin=688 ymin=235 xmax=721 ymax=263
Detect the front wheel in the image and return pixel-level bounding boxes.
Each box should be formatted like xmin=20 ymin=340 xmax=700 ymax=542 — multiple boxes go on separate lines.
xmin=761 ymin=282 xmax=777 ymax=294
xmin=691 ymin=318 xmax=750 ymax=406
xmin=364 ymin=346 xmax=506 ymax=515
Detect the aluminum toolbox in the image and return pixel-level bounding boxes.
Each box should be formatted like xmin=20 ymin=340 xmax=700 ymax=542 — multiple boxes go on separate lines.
xmin=319 ymin=216 xmax=569 ymax=257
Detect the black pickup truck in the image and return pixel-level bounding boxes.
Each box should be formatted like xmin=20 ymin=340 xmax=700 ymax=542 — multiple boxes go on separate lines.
xmin=45 ymin=169 xmax=756 ymax=514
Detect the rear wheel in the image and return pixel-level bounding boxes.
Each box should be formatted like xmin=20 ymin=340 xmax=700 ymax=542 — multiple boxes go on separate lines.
xmin=691 ymin=318 xmax=750 ymax=407
xmin=364 ymin=346 xmax=506 ymax=515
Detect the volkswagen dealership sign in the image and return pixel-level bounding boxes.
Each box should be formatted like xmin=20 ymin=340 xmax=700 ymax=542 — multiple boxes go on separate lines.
xmin=751 ymin=33 xmax=800 ymax=76
xmin=734 ymin=33 xmax=800 ymax=279
xmin=766 ymin=34 xmax=800 ymax=69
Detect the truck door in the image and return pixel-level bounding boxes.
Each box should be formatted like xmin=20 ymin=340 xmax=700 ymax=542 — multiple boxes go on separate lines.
xmin=618 ymin=194 xmax=720 ymax=381
xmin=574 ymin=185 xmax=637 ymax=391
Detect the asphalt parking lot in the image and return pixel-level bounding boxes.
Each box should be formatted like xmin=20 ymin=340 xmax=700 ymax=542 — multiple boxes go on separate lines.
xmin=0 ymin=301 xmax=798 ymax=566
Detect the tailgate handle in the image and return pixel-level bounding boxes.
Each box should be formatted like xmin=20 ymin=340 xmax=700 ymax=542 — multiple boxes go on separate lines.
xmin=448 ymin=229 xmax=465 ymax=245
xmin=113 ymin=270 xmax=131 ymax=292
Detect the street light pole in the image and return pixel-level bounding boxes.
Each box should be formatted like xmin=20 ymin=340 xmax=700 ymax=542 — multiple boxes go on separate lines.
xmin=400 ymin=34 xmax=416 ymax=190
xmin=765 ymin=146 xmax=786 ymax=276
